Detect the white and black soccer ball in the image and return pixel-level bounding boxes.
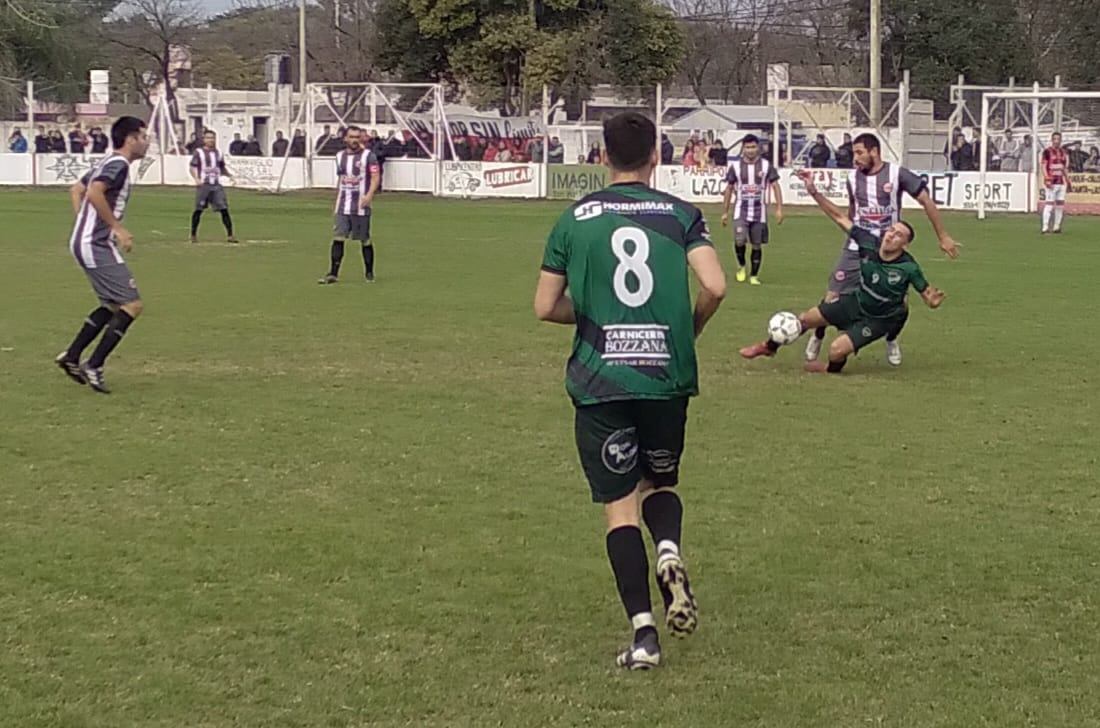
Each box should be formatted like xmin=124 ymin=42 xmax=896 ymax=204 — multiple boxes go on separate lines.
xmin=768 ymin=311 xmax=802 ymax=345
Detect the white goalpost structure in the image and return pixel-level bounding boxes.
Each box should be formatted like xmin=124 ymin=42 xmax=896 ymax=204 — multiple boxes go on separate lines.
xmin=978 ymin=89 xmax=1100 ymax=219
xmin=273 ymin=81 xmax=448 ymax=194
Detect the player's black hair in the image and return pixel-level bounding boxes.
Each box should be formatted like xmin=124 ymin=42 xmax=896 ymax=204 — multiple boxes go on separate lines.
xmin=853 ymin=133 xmax=880 ymax=152
xmin=742 ymin=134 xmax=760 ymax=145
xmin=203 ymin=128 xmax=217 ymax=137
xmin=111 ymin=116 xmax=146 ymax=149
xmin=603 ymin=112 xmax=656 ymax=172
xmin=346 ymin=125 xmax=361 ymax=133
xmin=898 ymin=220 xmax=916 ymax=243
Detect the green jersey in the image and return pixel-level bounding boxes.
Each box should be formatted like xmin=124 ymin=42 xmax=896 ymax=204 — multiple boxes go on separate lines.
xmin=850 ymin=226 xmax=929 ymax=319
xmin=541 ymin=182 xmax=713 ymax=406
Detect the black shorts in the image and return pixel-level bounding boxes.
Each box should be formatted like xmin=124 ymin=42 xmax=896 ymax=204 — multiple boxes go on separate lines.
xmin=334 ymin=213 xmax=371 ymax=242
xmin=734 ymin=221 xmax=769 ymax=246
xmin=818 ymin=295 xmax=901 ymax=353
xmin=574 ymin=397 xmax=689 ymax=504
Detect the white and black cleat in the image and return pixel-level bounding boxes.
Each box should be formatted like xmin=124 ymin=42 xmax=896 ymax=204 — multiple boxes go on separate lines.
xmin=81 ymin=363 xmax=110 ymax=394
xmin=615 ymin=630 xmax=661 ymax=671
xmin=804 ymin=334 xmax=823 ymax=362
xmin=656 ymin=549 xmax=698 ymax=638
xmin=886 ymin=339 xmax=903 ymax=367
xmin=55 ymin=352 xmax=86 ymax=386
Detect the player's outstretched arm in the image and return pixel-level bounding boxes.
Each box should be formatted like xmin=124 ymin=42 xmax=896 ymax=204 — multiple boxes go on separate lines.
xmin=920 ymin=286 xmax=946 ymax=309
xmin=914 ymin=190 xmax=960 ymax=259
xmin=533 ymin=271 xmax=575 ymax=325
xmin=687 ymin=245 xmax=726 ymax=338
xmin=796 ymin=169 xmax=851 ymax=232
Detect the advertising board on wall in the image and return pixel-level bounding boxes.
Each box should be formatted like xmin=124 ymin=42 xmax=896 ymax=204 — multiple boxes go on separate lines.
xmin=440 ymin=161 xmax=541 ymax=198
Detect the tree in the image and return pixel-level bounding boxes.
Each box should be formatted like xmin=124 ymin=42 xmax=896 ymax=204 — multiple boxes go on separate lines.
xmin=383 ymin=0 xmax=685 ymax=115
xmin=849 ymin=0 xmax=1030 ymax=104
xmin=0 ymin=0 xmax=120 ymax=114
xmin=100 ymin=0 xmax=202 ymax=119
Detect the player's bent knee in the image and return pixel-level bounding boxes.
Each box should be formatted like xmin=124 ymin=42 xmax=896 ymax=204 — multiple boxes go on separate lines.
xmin=122 ymin=299 xmax=144 ymax=318
xmin=829 ymin=338 xmax=853 ymax=359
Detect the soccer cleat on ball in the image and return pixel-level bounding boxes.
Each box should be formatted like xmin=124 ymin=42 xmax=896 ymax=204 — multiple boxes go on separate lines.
xmin=768 ymin=311 xmax=802 ymax=345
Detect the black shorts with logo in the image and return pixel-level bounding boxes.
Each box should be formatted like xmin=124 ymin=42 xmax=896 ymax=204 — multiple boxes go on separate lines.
xmin=734 ymin=221 xmax=769 ymax=246
xmin=818 ymin=294 xmax=902 ymax=353
xmin=574 ymin=397 xmax=689 ymax=503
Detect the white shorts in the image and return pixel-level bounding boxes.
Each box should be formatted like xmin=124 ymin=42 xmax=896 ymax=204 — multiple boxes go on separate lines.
xmin=1046 ymin=184 xmax=1067 ymax=203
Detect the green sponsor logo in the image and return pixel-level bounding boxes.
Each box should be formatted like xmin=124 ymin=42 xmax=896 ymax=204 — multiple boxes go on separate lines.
xmin=549 ymin=165 xmax=608 ymax=200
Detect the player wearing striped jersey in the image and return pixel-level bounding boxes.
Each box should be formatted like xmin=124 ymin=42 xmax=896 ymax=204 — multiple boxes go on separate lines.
xmin=1041 ymin=132 xmax=1071 ymax=234
xmin=741 ymin=170 xmax=946 ymax=373
xmin=720 ymin=134 xmax=783 ymax=285
xmin=319 ymin=126 xmax=381 ymax=284
xmin=55 ymin=117 xmax=149 ymax=394
xmin=535 ymin=112 xmax=726 ymax=671
xmin=189 ymin=130 xmax=237 ymax=244
xmin=805 ymin=133 xmax=959 ymax=367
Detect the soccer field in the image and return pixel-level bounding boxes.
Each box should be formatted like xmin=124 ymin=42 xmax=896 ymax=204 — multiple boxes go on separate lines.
xmin=2 ymin=186 xmax=1098 ymax=727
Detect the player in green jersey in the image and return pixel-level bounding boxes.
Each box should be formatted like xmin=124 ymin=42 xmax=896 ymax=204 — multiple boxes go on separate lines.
xmin=534 ymin=112 xmax=727 ymax=670
xmin=740 ymin=169 xmax=946 ymax=373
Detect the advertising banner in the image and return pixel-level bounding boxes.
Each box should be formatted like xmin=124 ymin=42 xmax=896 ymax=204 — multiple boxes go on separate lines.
xmin=548 ymin=164 xmax=608 ymax=200
xmin=440 ymin=161 xmax=540 ymax=198
xmin=1064 ymin=172 xmax=1100 ymax=214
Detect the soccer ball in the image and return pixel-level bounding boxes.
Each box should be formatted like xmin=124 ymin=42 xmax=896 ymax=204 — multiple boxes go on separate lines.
xmin=768 ymin=311 xmax=802 ymax=345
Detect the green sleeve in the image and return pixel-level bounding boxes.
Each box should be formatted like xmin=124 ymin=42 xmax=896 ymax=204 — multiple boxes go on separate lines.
xmin=848 ymin=226 xmax=878 ymax=252
xmin=685 ymin=209 xmax=714 ymax=251
xmin=541 ymin=215 xmax=570 ymax=274
xmin=908 ymin=262 xmax=929 ymax=293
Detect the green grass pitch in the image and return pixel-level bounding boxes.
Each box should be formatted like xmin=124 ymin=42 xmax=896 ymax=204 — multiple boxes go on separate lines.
xmin=1 ymin=186 xmax=1098 ymax=727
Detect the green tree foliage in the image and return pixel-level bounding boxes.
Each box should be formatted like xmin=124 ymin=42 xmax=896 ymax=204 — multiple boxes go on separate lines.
xmin=380 ymin=0 xmax=684 ymax=114
xmin=0 ymin=0 xmax=119 ymax=112
xmin=848 ymin=0 xmax=1028 ymax=102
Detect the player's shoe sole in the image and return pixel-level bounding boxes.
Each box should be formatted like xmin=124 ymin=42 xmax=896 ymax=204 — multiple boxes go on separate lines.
xmin=656 ymin=552 xmax=698 ymax=638
xmin=804 ymin=334 xmax=823 ymax=362
xmin=886 ymin=340 xmax=903 ymax=367
xmin=735 ymin=267 xmax=747 ymax=283
xmin=318 ymin=275 xmax=338 ymax=285
xmin=615 ymin=632 xmax=661 ymax=670
xmin=227 ymin=236 xmax=239 ymax=244
xmin=55 ymin=352 xmax=86 ymax=386
xmin=81 ymin=363 xmax=110 ymax=394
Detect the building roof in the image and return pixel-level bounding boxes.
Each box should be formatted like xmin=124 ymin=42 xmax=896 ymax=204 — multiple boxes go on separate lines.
xmin=665 ymin=105 xmax=788 ymax=129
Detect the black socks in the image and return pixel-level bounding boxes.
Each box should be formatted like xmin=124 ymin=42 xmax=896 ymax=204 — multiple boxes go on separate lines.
xmin=361 ymin=243 xmax=375 ymax=276
xmin=190 ymin=210 xmax=202 ymax=236
xmin=734 ymin=244 xmax=747 ymax=267
xmin=606 ymin=526 xmax=654 ymax=640
xmin=827 ymin=358 xmax=847 ymax=373
xmin=220 ymin=210 xmax=234 ymax=236
xmin=750 ymin=247 xmax=762 ymax=276
xmin=66 ymin=307 xmax=113 ymax=361
xmin=642 ymin=490 xmax=683 ymax=548
xmin=330 ymin=240 xmax=345 ymax=277
xmin=87 ymin=310 xmax=135 ymax=369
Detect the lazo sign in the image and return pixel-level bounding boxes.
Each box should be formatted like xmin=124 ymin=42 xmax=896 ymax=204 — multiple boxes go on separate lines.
xmin=548 ymin=165 xmax=608 ymax=200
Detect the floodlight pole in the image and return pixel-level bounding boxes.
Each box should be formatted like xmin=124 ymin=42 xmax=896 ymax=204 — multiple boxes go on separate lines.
xmin=870 ymin=0 xmax=881 ymax=124
xmin=299 ymin=0 xmax=307 ymax=95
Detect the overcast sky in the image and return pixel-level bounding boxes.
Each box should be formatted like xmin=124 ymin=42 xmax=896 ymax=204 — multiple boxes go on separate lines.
xmin=198 ymin=0 xmax=237 ymax=16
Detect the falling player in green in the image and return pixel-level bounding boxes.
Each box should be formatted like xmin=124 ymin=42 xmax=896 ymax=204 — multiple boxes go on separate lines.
xmin=534 ymin=112 xmax=727 ymax=670
xmin=740 ymin=169 xmax=946 ymax=372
